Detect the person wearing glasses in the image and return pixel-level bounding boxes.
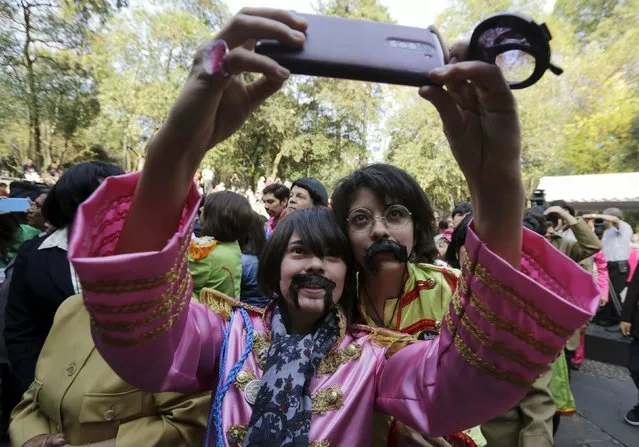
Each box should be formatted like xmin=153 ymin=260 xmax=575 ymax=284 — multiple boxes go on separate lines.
xmin=331 ymin=164 xmax=485 ymax=446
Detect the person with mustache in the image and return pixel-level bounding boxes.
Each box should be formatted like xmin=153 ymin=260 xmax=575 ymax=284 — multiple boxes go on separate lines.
xmin=332 ymin=164 xmax=485 ymax=447
xmin=67 ymin=8 xmax=599 ymax=447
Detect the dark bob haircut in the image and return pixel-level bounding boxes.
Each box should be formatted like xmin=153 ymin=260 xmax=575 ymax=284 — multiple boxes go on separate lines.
xmin=262 ymin=183 xmax=290 ymax=201
xmin=452 ymin=202 xmax=472 ymax=218
xmin=331 ymin=163 xmax=437 ymax=265
xmin=291 ymin=177 xmax=328 ymax=207
xmin=257 ymin=207 xmax=357 ymax=323
xmin=42 ymin=161 xmax=124 ymax=229
xmin=201 ymin=191 xmax=254 ymax=242
xmin=445 ymin=213 xmax=473 ymax=269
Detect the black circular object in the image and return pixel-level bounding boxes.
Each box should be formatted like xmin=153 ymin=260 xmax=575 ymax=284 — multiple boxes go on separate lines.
xmin=469 ymin=13 xmax=563 ymax=89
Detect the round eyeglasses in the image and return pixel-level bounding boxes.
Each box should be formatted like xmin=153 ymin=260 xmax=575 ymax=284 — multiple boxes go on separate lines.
xmin=347 ymin=205 xmax=413 ymax=232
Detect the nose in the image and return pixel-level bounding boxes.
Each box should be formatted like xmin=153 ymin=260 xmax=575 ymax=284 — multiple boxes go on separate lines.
xmin=370 ymin=216 xmax=390 ymax=240
xmin=305 ymin=255 xmax=325 ymax=275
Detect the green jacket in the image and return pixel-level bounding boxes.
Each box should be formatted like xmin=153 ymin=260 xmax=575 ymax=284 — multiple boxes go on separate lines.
xmin=1 ymin=225 xmax=41 ymax=268
xmin=188 ymin=239 xmax=242 ymax=299
xmin=549 ymin=218 xmax=603 ymax=263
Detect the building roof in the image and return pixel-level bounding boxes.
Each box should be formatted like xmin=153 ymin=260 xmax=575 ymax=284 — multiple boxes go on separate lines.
xmin=537 ymin=172 xmax=639 ymax=211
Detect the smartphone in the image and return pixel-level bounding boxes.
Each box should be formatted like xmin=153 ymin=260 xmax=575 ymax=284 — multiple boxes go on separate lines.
xmin=0 ymin=198 xmax=31 ymax=213
xmin=255 ymin=14 xmax=445 ymax=86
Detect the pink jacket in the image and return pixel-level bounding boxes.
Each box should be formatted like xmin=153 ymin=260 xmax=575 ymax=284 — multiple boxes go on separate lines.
xmin=69 ymin=173 xmax=599 ymax=447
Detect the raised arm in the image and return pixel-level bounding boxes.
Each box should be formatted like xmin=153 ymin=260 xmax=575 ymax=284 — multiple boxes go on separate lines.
xmin=69 ymin=9 xmax=309 ymax=393
xmin=375 ymin=224 xmax=599 ymax=437
xmin=69 ymin=173 xmax=223 ymax=393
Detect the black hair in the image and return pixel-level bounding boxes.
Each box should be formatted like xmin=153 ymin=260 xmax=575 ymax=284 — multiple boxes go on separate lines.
xmin=445 ymin=214 xmax=472 ymax=269
xmin=438 ymin=219 xmax=450 ymax=232
xmin=523 ymin=207 xmax=547 ymax=236
xmin=291 ymin=177 xmax=328 ymax=207
xmin=257 ymin=207 xmax=357 ymax=324
xmin=0 ymin=213 xmax=21 ymax=262
xmin=0 ymin=183 xmax=7 ymax=188
xmin=262 ymin=183 xmax=290 ymax=201
xmin=452 ymin=202 xmax=473 ymax=219
xmin=41 ymin=161 xmax=124 ymax=229
xmin=201 ymin=191 xmax=254 ymax=242
xmin=331 ymin=163 xmax=437 ymax=264
xmin=549 ymin=200 xmax=575 ymax=217
xmin=239 ymin=212 xmax=267 ymax=257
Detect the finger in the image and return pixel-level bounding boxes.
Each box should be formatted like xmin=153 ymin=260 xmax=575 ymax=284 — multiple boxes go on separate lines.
xmin=444 ymin=79 xmax=478 ymax=111
xmin=48 ymin=434 xmax=66 ymax=447
xmin=246 ymin=75 xmax=286 ymax=110
xmin=428 ymin=25 xmax=449 ymax=63
xmin=239 ymin=7 xmax=308 ymax=31
xmin=449 ymin=40 xmax=470 ymax=63
xmin=221 ymin=12 xmax=306 ymax=49
xmin=418 ymin=85 xmax=464 ymax=137
xmin=429 ymin=61 xmax=509 ymax=94
xmin=223 ymin=47 xmax=290 ymax=81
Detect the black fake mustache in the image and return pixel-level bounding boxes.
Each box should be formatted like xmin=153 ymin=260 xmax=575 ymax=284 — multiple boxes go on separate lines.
xmin=363 ymin=239 xmax=408 ymax=274
xmin=288 ymin=273 xmax=336 ymax=312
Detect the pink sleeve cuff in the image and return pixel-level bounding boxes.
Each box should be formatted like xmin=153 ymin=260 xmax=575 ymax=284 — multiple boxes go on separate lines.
xmin=68 ymin=172 xmax=201 ymax=345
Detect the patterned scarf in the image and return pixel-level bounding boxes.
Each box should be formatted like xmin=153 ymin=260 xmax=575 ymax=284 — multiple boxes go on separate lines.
xmin=242 ymin=306 xmax=339 ymax=446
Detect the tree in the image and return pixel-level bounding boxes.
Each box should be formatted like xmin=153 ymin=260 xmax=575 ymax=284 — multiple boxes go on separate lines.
xmin=0 ymin=0 xmax=125 ymax=174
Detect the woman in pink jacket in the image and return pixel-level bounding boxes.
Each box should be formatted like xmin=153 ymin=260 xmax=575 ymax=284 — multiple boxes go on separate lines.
xmin=68 ymin=8 xmax=598 ymax=447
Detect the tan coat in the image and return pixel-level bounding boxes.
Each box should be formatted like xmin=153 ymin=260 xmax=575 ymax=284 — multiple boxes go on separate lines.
xmin=10 ymin=295 xmax=210 ymax=447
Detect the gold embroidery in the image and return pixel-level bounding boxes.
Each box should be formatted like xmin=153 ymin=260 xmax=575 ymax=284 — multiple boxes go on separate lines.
xmin=82 ymin=236 xmax=190 ymax=294
xmin=226 ymin=424 xmax=247 ymax=446
xmin=188 ymin=237 xmax=217 ymax=260
xmin=311 ymin=385 xmax=344 ymax=415
xmin=310 ymin=441 xmax=330 ymax=447
xmin=446 ymin=310 xmax=546 ymax=371
xmin=201 ymin=288 xmax=266 ymax=317
xmin=234 ymin=370 xmax=257 ymax=391
xmin=95 ymin=276 xmax=192 ymax=346
xmin=316 ymin=343 xmax=362 ymax=376
xmin=252 ymin=332 xmax=270 ymax=369
xmin=453 ymin=289 xmax=557 ymax=356
xmin=85 ymin=249 xmax=190 ymax=314
xmin=445 ymin=314 xmax=530 ymax=388
xmin=89 ymin=268 xmax=190 ymax=332
xmin=460 ymin=250 xmax=572 ymax=339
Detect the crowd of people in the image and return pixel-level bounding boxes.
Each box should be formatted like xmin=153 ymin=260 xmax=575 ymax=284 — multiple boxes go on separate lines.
xmin=0 ymin=7 xmax=637 ymax=447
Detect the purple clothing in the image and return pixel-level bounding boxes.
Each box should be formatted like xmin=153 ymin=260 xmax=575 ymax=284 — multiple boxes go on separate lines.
xmin=69 ymin=173 xmax=599 ymax=446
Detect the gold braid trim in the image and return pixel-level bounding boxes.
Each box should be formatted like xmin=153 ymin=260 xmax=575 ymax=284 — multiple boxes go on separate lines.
xmin=461 ymin=250 xmax=572 ymax=339
xmin=90 ymin=271 xmax=190 ymax=332
xmin=82 ymin=236 xmax=190 ymax=294
xmin=446 ymin=310 xmax=547 ymax=371
xmin=93 ymin=276 xmax=192 ymax=346
xmin=310 ymin=441 xmax=330 ymax=447
xmin=445 ymin=313 xmax=530 ymax=388
xmin=453 ymin=281 xmax=557 ymax=356
xmin=200 ymin=288 xmax=266 ymax=319
xmin=311 ymin=385 xmax=344 ymax=415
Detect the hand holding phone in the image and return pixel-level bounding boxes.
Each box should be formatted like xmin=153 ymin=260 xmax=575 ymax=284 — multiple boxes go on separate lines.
xmin=255 ymin=13 xmax=446 ymax=86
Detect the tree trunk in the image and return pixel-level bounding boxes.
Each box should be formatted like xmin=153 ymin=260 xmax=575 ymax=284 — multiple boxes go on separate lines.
xmin=270 ymin=150 xmax=283 ymax=179
xmin=22 ymin=1 xmax=42 ymax=168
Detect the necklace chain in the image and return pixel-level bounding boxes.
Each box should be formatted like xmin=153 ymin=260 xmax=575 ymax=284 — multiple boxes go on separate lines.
xmin=362 ymin=286 xmax=401 ymax=329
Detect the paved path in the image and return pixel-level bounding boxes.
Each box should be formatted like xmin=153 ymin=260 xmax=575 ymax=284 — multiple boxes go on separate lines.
xmin=555 ymin=360 xmax=638 ymax=447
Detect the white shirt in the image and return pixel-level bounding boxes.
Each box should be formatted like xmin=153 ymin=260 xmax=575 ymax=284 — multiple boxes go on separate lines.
xmin=38 ymin=227 xmax=82 ymax=294
xmin=602 ymin=220 xmax=633 ymax=262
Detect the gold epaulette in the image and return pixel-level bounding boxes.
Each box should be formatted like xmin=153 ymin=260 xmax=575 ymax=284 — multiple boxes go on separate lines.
xmin=199 ymin=288 xmax=265 ymax=319
xmin=352 ymin=324 xmax=420 ymax=359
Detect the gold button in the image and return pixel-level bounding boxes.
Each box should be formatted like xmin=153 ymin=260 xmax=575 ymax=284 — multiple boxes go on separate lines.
xmin=346 ymin=343 xmax=357 ymax=356
xmin=435 ymin=320 xmax=441 ymax=330
xmin=237 ymin=371 xmax=248 ymax=383
xmin=104 ymin=409 xmax=117 ymax=421
xmin=328 ymin=390 xmax=338 ymax=403
xmin=66 ymin=363 xmax=76 ymax=376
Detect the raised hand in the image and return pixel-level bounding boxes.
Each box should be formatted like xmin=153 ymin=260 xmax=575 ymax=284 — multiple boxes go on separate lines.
xmin=419 ymin=41 xmax=524 ymax=267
